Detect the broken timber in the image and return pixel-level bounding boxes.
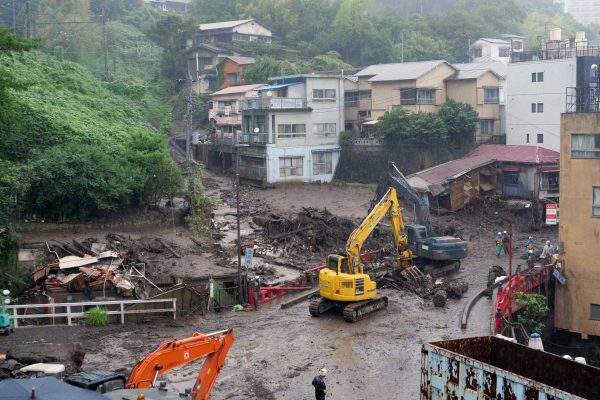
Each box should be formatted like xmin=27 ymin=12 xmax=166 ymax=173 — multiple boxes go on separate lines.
xmin=280 ymin=288 xmax=319 ymax=309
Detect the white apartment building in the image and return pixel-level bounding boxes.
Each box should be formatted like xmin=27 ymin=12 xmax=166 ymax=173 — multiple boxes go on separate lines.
xmin=238 ymin=75 xmax=344 ymax=184
xmin=506 ymin=58 xmax=576 ymax=151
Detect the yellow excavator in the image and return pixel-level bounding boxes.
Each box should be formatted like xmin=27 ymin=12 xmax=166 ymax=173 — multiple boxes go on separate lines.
xmin=309 ymin=187 xmax=415 ymax=322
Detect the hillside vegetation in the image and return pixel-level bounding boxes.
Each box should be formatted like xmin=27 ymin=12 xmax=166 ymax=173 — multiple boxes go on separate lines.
xmin=0 ymin=38 xmax=181 ymax=222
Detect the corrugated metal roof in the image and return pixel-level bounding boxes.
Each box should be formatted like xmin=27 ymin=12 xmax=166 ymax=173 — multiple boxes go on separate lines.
xmin=355 ymin=60 xmax=451 ymax=82
xmin=210 ymin=84 xmax=267 ymax=97
xmin=476 ymin=38 xmax=511 ymax=45
xmin=466 ymin=144 xmax=560 ymax=164
xmin=226 ymin=56 xmax=255 ymax=65
xmin=199 ymin=19 xmax=254 ymax=31
xmin=257 ymin=82 xmax=302 ymax=91
xmin=408 ymin=155 xmax=495 ymax=186
xmin=448 ymin=62 xmax=507 ymax=80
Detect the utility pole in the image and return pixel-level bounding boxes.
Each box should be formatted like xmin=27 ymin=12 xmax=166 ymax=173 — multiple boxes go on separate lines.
xmin=508 ymin=221 xmax=513 ymax=323
xmin=25 ymin=0 xmax=30 ymax=38
xmin=185 ymin=76 xmax=193 ymax=162
xmin=11 ymin=0 xmax=16 ymax=33
xmin=101 ymin=4 xmax=108 ymax=80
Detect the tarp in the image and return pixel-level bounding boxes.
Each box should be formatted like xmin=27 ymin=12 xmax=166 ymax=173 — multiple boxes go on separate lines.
xmin=0 ymin=377 xmax=108 ymax=400
xmin=256 ymin=82 xmax=300 ymax=91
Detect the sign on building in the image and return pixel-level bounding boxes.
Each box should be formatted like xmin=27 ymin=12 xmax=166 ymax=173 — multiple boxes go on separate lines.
xmin=244 ymin=248 xmax=254 ymax=267
xmin=546 ymin=203 xmax=559 ymax=225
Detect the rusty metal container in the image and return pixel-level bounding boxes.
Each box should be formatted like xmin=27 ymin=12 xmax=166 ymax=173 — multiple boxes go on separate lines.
xmin=421 ymin=336 xmax=600 ymax=400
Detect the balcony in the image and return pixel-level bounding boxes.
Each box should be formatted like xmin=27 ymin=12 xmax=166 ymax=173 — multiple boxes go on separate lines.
xmin=240 ymin=97 xmax=308 ymax=111
xmin=566 ymin=87 xmax=600 ymax=113
xmin=241 ymin=132 xmax=269 ymax=144
xmin=511 ymin=45 xmax=600 ymax=63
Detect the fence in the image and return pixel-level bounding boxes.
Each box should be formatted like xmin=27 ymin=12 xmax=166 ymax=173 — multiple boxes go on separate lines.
xmin=6 ymin=298 xmax=177 ymax=327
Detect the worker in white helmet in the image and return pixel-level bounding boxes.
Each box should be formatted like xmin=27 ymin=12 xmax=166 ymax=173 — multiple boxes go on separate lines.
xmin=540 ymin=240 xmax=553 ymax=265
xmin=495 ymin=232 xmax=503 ymax=257
xmin=312 ymin=368 xmax=327 ymax=400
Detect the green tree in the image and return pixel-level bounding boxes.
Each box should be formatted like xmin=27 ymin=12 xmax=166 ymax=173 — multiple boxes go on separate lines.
xmin=243 ymin=56 xmax=301 ymax=84
xmin=375 ymin=107 xmax=447 ymax=145
xmin=515 ymin=292 xmax=550 ymax=334
xmin=438 ymin=98 xmax=479 ymax=147
xmin=304 ymin=51 xmax=352 ymax=71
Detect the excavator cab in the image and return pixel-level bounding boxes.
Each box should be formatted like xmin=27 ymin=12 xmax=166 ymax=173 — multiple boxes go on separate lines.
xmin=318 ymin=254 xmax=376 ymax=302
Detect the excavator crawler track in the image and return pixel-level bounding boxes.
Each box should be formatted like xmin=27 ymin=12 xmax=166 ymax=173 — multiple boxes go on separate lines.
xmin=309 ymin=296 xmax=336 ymax=317
xmin=342 ymin=296 xmax=388 ymax=323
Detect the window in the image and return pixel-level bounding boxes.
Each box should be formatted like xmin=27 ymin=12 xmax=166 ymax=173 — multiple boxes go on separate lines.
xmin=199 ymin=57 xmax=213 ymax=67
xmin=504 ymin=172 xmax=519 ymax=186
xmin=226 ymin=73 xmax=239 ymax=85
xmin=537 ymin=134 xmax=544 ymax=144
xmin=417 ymin=89 xmax=436 ymax=105
xmin=400 ymin=88 xmax=416 ymax=105
xmin=531 ymin=72 xmax=544 ymax=82
xmin=313 ymin=123 xmax=337 ymax=137
xmin=473 ymin=48 xmax=482 ymax=58
xmin=277 ymin=124 xmax=306 ymax=138
xmin=479 ymin=119 xmax=495 ymax=135
xmin=526 ymin=133 xmax=530 ymax=143
xmin=484 ymin=87 xmax=499 ymax=104
xmin=591 ymin=304 xmax=600 ymax=320
xmin=594 ymin=187 xmax=600 ymax=217
xmin=218 ymin=101 xmax=236 ymax=114
xmin=312 ymin=89 xmax=336 ymax=102
xmin=572 ymin=134 xmax=600 ymax=158
xmin=540 ymin=172 xmax=559 ymax=190
xmin=344 ymin=91 xmax=371 ymax=107
xmin=531 ymin=103 xmax=543 ymax=113
xmin=313 ymin=152 xmax=333 ymax=175
xmin=498 ymin=47 xmax=510 ymax=57
xmin=279 ymin=157 xmax=303 ymax=177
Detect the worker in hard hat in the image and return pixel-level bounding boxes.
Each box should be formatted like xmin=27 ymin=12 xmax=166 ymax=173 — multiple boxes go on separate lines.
xmin=540 ymin=240 xmax=553 ymax=265
xmin=312 ymin=368 xmax=327 ymax=400
xmin=502 ymin=230 xmax=510 ymax=255
xmin=495 ymin=232 xmax=503 ymax=257
xmin=524 ymin=236 xmax=535 ymax=251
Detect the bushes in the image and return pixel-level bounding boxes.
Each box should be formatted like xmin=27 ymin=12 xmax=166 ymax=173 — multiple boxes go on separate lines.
xmin=83 ymin=306 xmax=110 ymax=326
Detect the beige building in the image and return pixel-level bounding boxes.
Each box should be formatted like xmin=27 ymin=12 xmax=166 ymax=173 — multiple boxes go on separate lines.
xmin=446 ymin=63 xmax=507 ymax=143
xmin=556 ymin=112 xmax=600 ymax=338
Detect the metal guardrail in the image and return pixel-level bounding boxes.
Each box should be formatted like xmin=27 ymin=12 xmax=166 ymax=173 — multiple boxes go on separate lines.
xmin=6 ymin=298 xmax=177 ymax=327
xmin=240 ymin=97 xmax=308 ymax=110
xmin=566 ymin=86 xmax=600 ymax=113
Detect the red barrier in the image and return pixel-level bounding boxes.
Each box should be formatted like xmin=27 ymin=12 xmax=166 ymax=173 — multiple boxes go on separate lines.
xmin=493 ymin=265 xmax=551 ymax=334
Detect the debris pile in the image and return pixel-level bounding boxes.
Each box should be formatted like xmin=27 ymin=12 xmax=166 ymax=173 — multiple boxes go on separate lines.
xmin=26 ymin=235 xmax=176 ymax=299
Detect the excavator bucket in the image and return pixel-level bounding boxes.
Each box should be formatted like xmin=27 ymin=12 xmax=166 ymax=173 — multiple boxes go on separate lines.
xmin=400 ymin=266 xmax=425 ymax=284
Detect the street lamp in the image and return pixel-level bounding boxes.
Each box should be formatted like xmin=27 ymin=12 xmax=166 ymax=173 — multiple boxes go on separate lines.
xmin=234 ymin=130 xmax=250 ymax=304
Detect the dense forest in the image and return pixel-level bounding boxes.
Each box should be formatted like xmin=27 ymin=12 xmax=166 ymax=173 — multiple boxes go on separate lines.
xmin=0 ymin=0 xmax=598 ymax=225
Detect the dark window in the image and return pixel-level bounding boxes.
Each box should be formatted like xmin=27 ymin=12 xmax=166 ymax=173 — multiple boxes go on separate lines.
xmin=479 ymin=119 xmax=494 ymax=135
xmin=400 ymin=88 xmax=416 ymax=105
xmin=537 ymin=103 xmax=544 ymax=113
xmin=498 ymin=47 xmax=510 ymax=57
xmin=473 ymin=48 xmax=482 ymax=58
xmin=417 ymin=89 xmax=436 ymax=105
xmin=531 ymin=72 xmax=537 ymax=82
xmin=531 ymin=103 xmax=537 ymax=113
xmin=526 ymin=133 xmax=530 ymax=143
xmin=537 ymin=134 xmax=544 ymax=143
xmin=504 ymin=172 xmax=519 ymax=186
xmin=591 ymin=304 xmax=600 ymax=320
xmin=594 ymin=188 xmax=600 ymax=217
xmin=537 ymin=72 xmax=544 ymax=82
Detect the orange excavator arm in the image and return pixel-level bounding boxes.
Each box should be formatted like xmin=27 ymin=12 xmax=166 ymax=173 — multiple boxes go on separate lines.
xmin=127 ymin=328 xmax=234 ymax=400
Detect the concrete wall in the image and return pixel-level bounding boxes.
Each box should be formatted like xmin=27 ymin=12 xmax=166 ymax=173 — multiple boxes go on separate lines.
xmin=265 ymin=144 xmax=341 ymax=183
xmin=334 ymin=144 xmax=460 ymax=183
xmin=506 ymin=58 xmax=576 ymax=151
xmin=555 ymin=112 xmax=600 ymax=337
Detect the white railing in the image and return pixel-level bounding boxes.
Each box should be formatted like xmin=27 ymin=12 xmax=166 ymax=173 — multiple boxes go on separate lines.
xmin=6 ymin=298 xmax=177 ymax=327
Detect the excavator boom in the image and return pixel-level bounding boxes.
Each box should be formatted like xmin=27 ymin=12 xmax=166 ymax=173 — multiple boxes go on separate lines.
xmin=127 ymin=329 xmax=234 ymax=399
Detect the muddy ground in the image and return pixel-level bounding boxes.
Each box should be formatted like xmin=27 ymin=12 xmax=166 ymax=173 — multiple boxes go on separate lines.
xmin=5 ymin=172 xmax=557 ymax=399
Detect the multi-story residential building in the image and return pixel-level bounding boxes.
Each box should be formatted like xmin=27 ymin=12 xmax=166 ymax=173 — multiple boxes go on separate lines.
xmin=236 ymin=74 xmax=344 ymax=184
xmin=567 ymin=0 xmax=600 ymax=25
xmin=185 ymin=20 xmax=272 ymax=93
xmin=471 ymin=38 xmax=512 ymax=63
xmin=555 ymin=60 xmax=600 ymax=338
xmin=445 ymin=62 xmax=507 ymax=143
xmin=219 ymin=56 xmax=255 ymax=89
xmin=208 ymin=84 xmax=266 ymax=143
xmin=506 ymin=58 xmax=576 ymax=152
xmin=353 ymin=60 xmax=456 ymax=121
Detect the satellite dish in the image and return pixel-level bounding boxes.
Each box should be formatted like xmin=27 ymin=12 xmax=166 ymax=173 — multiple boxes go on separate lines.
xmin=253 ymin=127 xmax=260 ymax=133
xmin=266 ymin=90 xmax=273 ymax=97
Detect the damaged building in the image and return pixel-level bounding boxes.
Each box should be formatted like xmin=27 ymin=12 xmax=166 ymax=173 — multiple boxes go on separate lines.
xmin=407 ymin=144 xmax=560 ymax=212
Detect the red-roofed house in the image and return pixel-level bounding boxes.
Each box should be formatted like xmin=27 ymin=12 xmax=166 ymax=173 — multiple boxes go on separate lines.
xmin=408 ymin=144 xmax=560 ymax=212
xmin=466 ymin=144 xmax=560 ymax=200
